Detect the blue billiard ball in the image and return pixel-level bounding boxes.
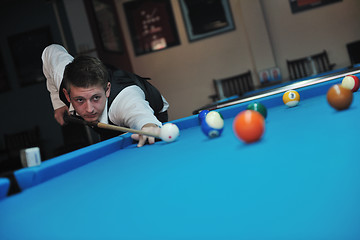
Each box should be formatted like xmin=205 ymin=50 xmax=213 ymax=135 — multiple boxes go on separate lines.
xmin=198 ymin=110 xmax=210 ymax=124
xmin=201 ymin=111 xmax=224 ymax=138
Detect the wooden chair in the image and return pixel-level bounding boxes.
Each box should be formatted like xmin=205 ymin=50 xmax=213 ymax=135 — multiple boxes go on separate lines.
xmin=209 ymin=70 xmax=254 ymax=102
xmin=287 ymin=57 xmax=312 ymax=80
xmin=310 ymin=50 xmax=336 ymax=73
xmin=2 ymin=126 xmax=43 ymax=171
xmin=347 ymin=40 xmax=360 ymax=65
xmin=287 ymin=50 xmax=335 ymax=80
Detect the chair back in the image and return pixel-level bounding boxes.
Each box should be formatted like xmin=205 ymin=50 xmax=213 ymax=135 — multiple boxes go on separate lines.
xmin=287 ymin=50 xmax=335 ymax=80
xmin=3 ymin=126 xmax=42 ymax=171
xmin=211 ymin=71 xmax=254 ymax=101
xmin=311 ymin=50 xmax=335 ymax=73
xmin=287 ymin=57 xmax=312 ymax=80
xmin=347 ymin=40 xmax=360 ymax=65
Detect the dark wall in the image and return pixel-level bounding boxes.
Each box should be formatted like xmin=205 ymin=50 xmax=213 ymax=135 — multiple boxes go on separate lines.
xmin=0 ymin=0 xmax=75 ymax=159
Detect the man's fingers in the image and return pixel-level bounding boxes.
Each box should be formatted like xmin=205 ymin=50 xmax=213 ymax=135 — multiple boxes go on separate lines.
xmin=131 ymin=134 xmax=140 ymax=141
xmin=54 ymin=106 xmax=69 ymax=126
xmin=137 ymin=135 xmax=147 ymax=147
xmin=147 ymin=137 xmax=155 ymax=145
xmin=132 ymin=133 xmax=156 ymax=147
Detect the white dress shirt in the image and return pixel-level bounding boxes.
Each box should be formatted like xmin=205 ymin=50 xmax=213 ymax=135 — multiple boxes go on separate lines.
xmin=42 ymin=44 xmax=168 ymax=130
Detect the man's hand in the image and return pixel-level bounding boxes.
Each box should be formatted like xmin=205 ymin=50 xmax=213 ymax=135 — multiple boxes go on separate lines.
xmin=131 ymin=123 xmax=160 ymax=147
xmin=54 ymin=106 xmax=69 ymax=126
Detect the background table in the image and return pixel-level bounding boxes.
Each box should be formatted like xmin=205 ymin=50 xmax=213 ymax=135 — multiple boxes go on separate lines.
xmin=1 ymin=68 xmax=360 ymax=239
xmin=193 ymin=65 xmax=360 ymax=114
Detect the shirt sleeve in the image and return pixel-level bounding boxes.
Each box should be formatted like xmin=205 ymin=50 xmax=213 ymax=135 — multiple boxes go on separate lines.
xmin=42 ymin=44 xmax=74 ymax=110
xmin=108 ymin=85 xmax=163 ymax=130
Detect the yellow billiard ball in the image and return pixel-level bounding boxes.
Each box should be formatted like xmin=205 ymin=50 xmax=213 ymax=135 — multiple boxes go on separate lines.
xmin=283 ymin=90 xmax=300 ymax=107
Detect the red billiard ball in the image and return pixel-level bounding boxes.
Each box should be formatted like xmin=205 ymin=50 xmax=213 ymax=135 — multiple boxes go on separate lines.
xmin=233 ymin=110 xmax=265 ymax=143
xmin=341 ymin=75 xmax=360 ymax=92
xmin=326 ymin=84 xmax=353 ymax=110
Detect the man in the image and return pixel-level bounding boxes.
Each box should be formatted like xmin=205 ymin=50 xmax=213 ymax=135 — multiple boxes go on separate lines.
xmin=42 ymin=44 xmax=169 ymax=148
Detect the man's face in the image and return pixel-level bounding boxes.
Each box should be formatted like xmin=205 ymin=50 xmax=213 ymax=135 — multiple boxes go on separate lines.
xmin=64 ymin=83 xmax=111 ymax=122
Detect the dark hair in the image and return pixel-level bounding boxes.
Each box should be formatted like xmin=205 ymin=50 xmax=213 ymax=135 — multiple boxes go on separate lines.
xmin=63 ymin=55 xmax=108 ymax=93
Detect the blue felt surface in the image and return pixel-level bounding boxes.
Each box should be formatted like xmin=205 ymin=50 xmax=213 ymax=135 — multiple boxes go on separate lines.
xmin=0 ymin=178 xmax=9 ymax=199
xmin=1 ymin=74 xmax=360 ymax=239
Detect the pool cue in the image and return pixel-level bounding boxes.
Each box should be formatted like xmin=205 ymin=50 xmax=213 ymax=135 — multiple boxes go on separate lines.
xmin=63 ymin=113 xmax=160 ymax=139
xmin=94 ymin=122 xmax=160 ymax=138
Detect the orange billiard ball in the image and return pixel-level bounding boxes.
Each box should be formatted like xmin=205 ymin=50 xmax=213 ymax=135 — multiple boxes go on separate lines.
xmin=327 ymin=84 xmax=353 ymax=110
xmin=233 ymin=110 xmax=265 ymax=143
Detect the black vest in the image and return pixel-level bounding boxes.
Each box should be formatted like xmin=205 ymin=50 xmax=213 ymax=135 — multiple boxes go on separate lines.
xmin=107 ymin=68 xmax=165 ymax=122
xmin=60 ymin=67 xmax=168 ymax=141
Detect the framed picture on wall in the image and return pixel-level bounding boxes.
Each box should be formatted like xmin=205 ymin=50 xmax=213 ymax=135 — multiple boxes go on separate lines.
xmin=0 ymin=50 xmax=10 ymax=92
xmin=179 ymin=0 xmax=235 ymax=42
xmin=8 ymin=26 xmax=53 ymax=87
xmin=91 ymin=0 xmax=124 ymax=53
xmin=289 ymin=0 xmax=342 ymax=14
xmin=123 ymin=0 xmax=180 ymax=56
xmin=258 ymin=67 xmax=282 ymax=85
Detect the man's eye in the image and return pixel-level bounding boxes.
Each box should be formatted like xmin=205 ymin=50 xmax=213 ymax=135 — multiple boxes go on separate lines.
xmin=75 ymin=98 xmax=84 ymax=103
xmin=93 ymin=96 xmax=101 ymax=101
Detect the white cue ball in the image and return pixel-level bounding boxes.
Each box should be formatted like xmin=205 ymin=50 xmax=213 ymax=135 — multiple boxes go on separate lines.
xmin=159 ymin=123 xmax=180 ymax=142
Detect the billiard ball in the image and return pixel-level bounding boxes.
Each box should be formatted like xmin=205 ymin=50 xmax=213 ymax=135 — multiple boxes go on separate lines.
xmin=159 ymin=123 xmax=180 ymax=142
xmin=233 ymin=110 xmax=265 ymax=143
xmin=198 ymin=110 xmax=209 ymax=123
xmin=283 ymin=90 xmax=300 ymax=107
xmin=341 ymin=75 xmax=359 ymax=92
xmin=201 ymin=111 xmax=224 ymax=138
xmin=247 ymin=102 xmax=267 ymax=119
xmin=326 ymin=84 xmax=353 ymax=110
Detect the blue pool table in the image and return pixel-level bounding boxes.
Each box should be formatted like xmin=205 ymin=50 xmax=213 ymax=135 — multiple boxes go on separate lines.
xmin=1 ymin=69 xmax=360 ymax=239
